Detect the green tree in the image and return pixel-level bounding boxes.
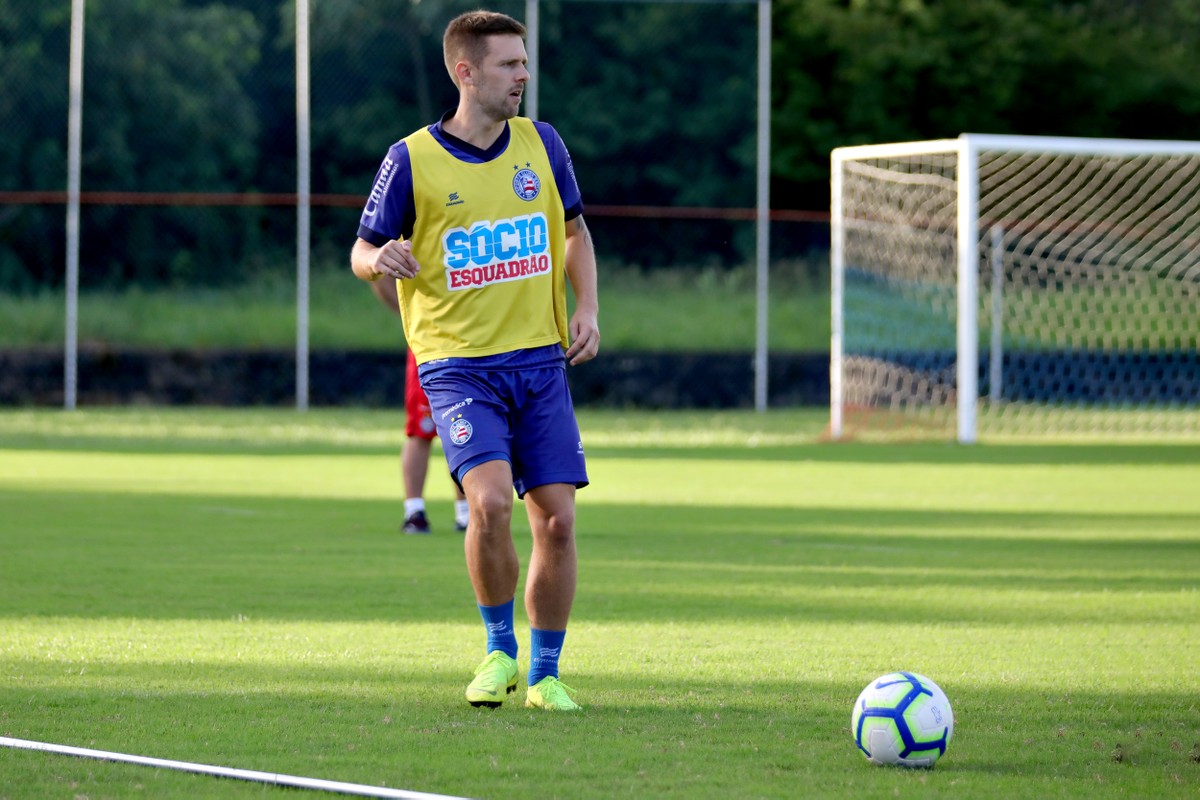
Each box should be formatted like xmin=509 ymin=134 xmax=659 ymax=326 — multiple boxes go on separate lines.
xmin=770 ymin=0 xmax=1200 ymax=209
xmin=8 ymin=0 xmax=1200 ymax=290
xmin=0 ymin=0 xmax=263 ymax=289
xmin=80 ymin=0 xmax=262 ymax=287
xmin=0 ymin=2 xmax=70 ymax=290
xmin=538 ymin=1 xmax=760 ymax=267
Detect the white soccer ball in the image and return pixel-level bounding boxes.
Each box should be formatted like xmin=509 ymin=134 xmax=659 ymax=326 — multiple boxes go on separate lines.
xmin=851 ymin=671 xmax=954 ymax=768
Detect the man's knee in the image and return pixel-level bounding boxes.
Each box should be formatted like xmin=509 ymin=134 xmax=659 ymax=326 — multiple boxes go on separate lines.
xmin=529 ymin=499 xmax=576 ymax=547
xmin=469 ymin=484 xmax=514 ymax=529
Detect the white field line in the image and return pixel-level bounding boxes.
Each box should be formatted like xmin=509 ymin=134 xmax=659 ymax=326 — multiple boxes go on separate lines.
xmin=0 ymin=736 xmax=473 ymax=800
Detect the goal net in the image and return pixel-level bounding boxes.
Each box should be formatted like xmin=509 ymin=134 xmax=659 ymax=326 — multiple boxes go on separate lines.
xmin=830 ymin=134 xmax=1200 ymax=442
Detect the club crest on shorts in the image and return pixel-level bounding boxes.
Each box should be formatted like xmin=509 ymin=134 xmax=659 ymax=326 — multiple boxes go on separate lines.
xmin=513 ymin=166 xmax=540 ymax=201
xmin=448 ymin=415 xmax=473 ymax=445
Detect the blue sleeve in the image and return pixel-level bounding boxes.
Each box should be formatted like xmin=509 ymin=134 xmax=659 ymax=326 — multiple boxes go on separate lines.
xmin=356 ymin=141 xmax=416 ymax=245
xmin=534 ymin=121 xmax=584 ymax=221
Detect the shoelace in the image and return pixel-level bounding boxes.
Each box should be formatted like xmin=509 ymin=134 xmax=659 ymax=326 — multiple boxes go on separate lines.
xmin=475 ymin=652 xmax=512 ymax=676
xmin=540 ymin=678 xmax=576 ymax=700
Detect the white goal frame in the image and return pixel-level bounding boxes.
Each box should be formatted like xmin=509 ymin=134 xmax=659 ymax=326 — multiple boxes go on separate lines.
xmin=830 ymin=133 xmax=1200 ymax=443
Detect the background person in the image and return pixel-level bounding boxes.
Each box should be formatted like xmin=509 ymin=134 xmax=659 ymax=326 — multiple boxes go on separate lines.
xmin=369 ymin=278 xmax=469 ymax=535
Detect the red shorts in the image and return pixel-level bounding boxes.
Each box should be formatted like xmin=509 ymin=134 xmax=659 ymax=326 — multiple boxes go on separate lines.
xmin=405 ymin=349 xmax=438 ymax=440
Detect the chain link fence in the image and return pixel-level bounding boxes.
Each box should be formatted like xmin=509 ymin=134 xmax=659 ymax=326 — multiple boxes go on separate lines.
xmin=1 ymin=0 xmax=827 ymax=407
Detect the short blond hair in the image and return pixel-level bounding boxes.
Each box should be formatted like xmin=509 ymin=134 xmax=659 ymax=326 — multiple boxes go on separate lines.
xmin=443 ymin=11 xmax=527 ymax=86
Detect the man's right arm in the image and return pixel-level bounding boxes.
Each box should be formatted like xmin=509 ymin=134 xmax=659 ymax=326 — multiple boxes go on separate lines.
xmin=351 ymin=238 xmax=384 ymax=282
xmin=352 ymin=141 xmax=418 ymax=283
xmin=368 ymin=268 xmax=401 ymax=314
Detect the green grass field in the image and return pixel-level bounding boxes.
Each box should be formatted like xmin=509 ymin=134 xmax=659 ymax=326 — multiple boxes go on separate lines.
xmin=1 ymin=408 xmax=1198 ymax=799
xmin=0 ymin=262 xmax=829 ymax=352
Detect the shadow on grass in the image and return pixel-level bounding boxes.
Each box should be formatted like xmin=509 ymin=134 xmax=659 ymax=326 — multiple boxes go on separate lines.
xmin=1 ymin=489 xmax=1198 ymax=625
xmin=4 ymin=437 xmax=1198 ymax=468
xmin=2 ymin=405 xmax=1197 ymax=468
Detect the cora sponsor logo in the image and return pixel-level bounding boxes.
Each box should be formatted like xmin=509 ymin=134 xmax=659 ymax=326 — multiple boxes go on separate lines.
xmin=443 ymin=213 xmax=551 ymax=291
xmin=362 ymin=156 xmax=396 ymax=218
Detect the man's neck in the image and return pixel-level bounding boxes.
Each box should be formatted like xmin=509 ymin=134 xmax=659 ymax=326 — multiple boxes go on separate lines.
xmin=441 ymin=105 xmax=508 ymax=151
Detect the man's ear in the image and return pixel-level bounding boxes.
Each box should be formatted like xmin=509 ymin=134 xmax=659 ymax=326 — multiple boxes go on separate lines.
xmin=454 ymin=61 xmax=473 ymax=86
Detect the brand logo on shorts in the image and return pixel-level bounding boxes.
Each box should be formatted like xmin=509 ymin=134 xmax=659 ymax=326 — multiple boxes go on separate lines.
xmin=420 ymin=416 xmax=436 ymax=435
xmin=449 ymin=416 xmax=473 ymax=446
xmin=440 ymin=397 xmax=474 ymax=420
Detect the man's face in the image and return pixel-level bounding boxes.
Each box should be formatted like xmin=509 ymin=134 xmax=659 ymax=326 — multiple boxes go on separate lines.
xmin=470 ymin=34 xmax=529 ymax=122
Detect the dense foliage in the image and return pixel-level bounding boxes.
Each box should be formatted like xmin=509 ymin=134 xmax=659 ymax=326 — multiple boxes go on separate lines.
xmin=2 ymin=0 xmax=1199 ymax=289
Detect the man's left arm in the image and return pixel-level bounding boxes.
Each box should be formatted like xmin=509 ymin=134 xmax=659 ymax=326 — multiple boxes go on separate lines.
xmin=563 ymin=215 xmax=599 ymax=366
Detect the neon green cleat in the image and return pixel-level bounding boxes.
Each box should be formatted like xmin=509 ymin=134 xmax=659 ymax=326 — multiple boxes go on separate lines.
xmin=525 ymin=676 xmax=582 ymax=711
xmin=465 ymin=651 xmax=518 ymax=708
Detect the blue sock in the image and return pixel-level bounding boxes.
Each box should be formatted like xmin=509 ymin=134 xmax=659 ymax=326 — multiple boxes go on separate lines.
xmin=528 ymin=628 xmax=566 ymax=686
xmin=478 ymin=600 xmax=518 ymax=659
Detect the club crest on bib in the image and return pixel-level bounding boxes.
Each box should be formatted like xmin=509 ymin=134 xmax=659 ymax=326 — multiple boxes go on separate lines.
xmin=513 ymin=167 xmax=540 ymax=201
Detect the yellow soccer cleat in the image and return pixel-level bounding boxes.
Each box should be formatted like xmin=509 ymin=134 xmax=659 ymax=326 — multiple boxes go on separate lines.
xmin=465 ymin=651 xmax=518 ymax=708
xmin=525 ymin=676 xmax=582 ymax=711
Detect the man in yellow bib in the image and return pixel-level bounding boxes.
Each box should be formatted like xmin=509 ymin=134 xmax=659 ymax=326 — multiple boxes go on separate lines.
xmin=350 ymin=10 xmax=599 ymax=712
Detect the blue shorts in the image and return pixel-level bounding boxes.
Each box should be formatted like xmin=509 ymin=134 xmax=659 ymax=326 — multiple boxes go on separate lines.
xmin=418 ymin=349 xmax=588 ymax=498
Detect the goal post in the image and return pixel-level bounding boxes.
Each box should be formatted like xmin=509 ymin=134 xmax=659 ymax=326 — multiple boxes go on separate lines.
xmin=831 ymin=133 xmax=1200 ymax=442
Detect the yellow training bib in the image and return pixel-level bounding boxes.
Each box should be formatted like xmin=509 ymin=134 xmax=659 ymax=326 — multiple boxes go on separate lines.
xmin=396 ymin=118 xmax=568 ymax=364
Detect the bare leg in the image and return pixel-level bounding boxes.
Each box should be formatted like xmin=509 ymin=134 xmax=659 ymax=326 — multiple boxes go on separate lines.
xmin=523 ymin=483 xmax=577 ymax=630
xmin=401 ymin=436 xmax=431 ymax=500
xmin=461 ymin=460 xmax=518 ymax=606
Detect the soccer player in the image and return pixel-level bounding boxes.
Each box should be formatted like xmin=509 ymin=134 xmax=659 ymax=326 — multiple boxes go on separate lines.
xmin=349 ymin=10 xmax=599 ymax=712
xmin=368 ymin=278 xmax=469 ymax=535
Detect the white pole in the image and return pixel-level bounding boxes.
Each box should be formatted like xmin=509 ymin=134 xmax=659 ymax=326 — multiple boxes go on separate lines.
xmin=0 ymin=737 xmax=470 ymax=800
xmin=64 ymin=0 xmax=85 ymax=410
xmin=295 ymin=0 xmax=311 ymax=411
xmin=753 ymin=0 xmax=771 ymax=412
xmin=829 ymin=150 xmax=845 ymax=440
xmin=524 ymin=0 xmax=539 ymax=120
xmin=956 ymin=136 xmax=980 ymax=444
xmin=989 ymin=224 xmax=1004 ymax=403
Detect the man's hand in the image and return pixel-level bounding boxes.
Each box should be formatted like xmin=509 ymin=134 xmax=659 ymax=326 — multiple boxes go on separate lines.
xmin=352 ymin=238 xmax=421 ymax=282
xmin=370 ymin=239 xmax=421 ymax=280
xmin=565 ymin=309 xmax=599 ymax=366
